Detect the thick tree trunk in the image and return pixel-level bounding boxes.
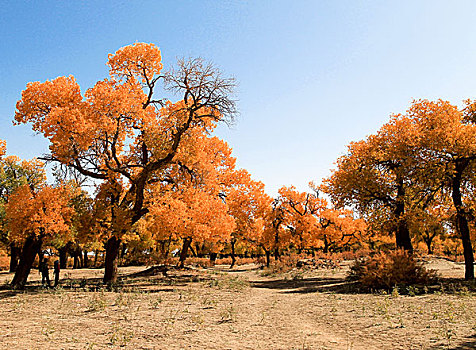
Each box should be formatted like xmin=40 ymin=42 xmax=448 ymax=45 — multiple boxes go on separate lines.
xmin=209 ymin=252 xmax=217 ymax=266
xmin=58 ymin=246 xmax=68 ymax=269
xmin=265 ymin=250 xmax=271 ymax=268
xmin=395 ymin=220 xmax=413 ymax=252
xmin=103 ymin=236 xmax=121 ymax=284
xmin=323 ymin=235 xmax=329 ymax=254
xmin=178 ymin=237 xmax=192 ymax=268
xmin=9 ymin=243 xmax=20 ymax=273
xmin=424 ymin=232 xmax=434 ymax=255
xmin=230 ymin=238 xmax=236 ymax=269
xmin=394 ymin=180 xmax=413 ymax=253
xmin=451 ymin=167 xmax=474 ymax=280
xmin=11 ymin=236 xmax=42 ymax=289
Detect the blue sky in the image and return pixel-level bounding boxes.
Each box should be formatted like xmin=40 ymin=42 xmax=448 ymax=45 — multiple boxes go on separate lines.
xmin=2 ymin=1 xmax=476 ymax=195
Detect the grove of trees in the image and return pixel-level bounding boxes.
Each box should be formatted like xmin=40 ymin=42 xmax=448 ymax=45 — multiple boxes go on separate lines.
xmin=0 ymin=43 xmax=475 ymax=289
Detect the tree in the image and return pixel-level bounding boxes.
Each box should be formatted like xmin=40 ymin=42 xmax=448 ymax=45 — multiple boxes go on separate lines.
xmin=316 ymin=207 xmax=367 ymax=253
xmin=0 ymin=146 xmax=45 ymax=272
xmin=323 ymin=114 xmax=425 ymax=252
xmin=143 ymin=132 xmax=238 ymax=267
xmin=407 ymin=99 xmax=476 ymax=279
xmin=7 ymin=184 xmax=74 ymax=289
xmin=224 ymin=169 xmax=271 ymax=267
xmin=409 ymin=204 xmax=448 ymax=255
xmin=14 ymin=43 xmax=236 ymax=283
xmin=277 ymin=185 xmax=325 ymax=253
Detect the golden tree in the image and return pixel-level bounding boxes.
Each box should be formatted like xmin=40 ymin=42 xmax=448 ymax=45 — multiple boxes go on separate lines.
xmin=7 ymin=184 xmax=74 ymax=289
xmin=14 ymin=43 xmax=236 ymax=283
xmin=324 ymin=114 xmax=423 ymax=252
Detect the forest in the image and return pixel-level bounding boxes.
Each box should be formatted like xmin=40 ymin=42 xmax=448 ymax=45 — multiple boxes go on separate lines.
xmin=1 ymin=43 xmax=476 ymax=350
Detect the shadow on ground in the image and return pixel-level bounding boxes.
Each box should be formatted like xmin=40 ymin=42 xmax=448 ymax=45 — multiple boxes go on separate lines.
xmin=0 ymin=266 xmax=217 ymax=300
xmin=250 ymin=275 xmax=476 ymax=295
xmin=250 ymin=276 xmax=359 ymax=294
xmin=430 ymin=334 xmax=476 ymax=350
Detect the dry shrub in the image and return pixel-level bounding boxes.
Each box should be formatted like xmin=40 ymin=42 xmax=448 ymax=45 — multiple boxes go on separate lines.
xmin=0 ymin=255 xmax=9 ymax=271
xmin=266 ymin=254 xmax=301 ymax=274
xmin=184 ymin=257 xmax=257 ymax=268
xmin=339 ymin=249 xmax=371 ymax=261
xmin=215 ymin=257 xmax=255 ymax=266
xmin=349 ymin=249 xmax=437 ymax=291
xmin=185 ymin=257 xmax=212 ymax=268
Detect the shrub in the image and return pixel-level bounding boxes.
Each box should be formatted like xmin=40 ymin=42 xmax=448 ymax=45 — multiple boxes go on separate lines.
xmin=349 ymin=249 xmax=437 ymax=291
xmin=264 ymin=254 xmax=302 ymax=274
xmin=0 ymin=254 xmax=9 ymax=271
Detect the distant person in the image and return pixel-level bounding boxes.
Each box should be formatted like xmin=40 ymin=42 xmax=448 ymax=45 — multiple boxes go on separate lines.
xmin=53 ymin=260 xmax=60 ymax=287
xmin=40 ymin=257 xmax=51 ymax=288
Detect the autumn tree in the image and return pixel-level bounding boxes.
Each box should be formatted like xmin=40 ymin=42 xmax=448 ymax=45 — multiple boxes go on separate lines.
xmin=406 ymin=99 xmax=476 ymax=279
xmin=315 ymin=207 xmax=367 ymax=253
xmin=7 ymin=184 xmax=74 ymax=289
xmin=0 ymin=146 xmax=45 ymax=272
xmin=14 ymin=43 xmax=236 ymax=283
xmin=224 ymin=169 xmax=271 ymax=267
xmin=323 ymin=115 xmax=426 ymax=252
xmin=277 ymin=185 xmax=325 ymax=253
xmin=141 ymin=131 xmax=238 ymax=267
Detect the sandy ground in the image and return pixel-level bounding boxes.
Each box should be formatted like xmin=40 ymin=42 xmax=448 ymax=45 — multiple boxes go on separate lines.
xmin=0 ymin=258 xmax=475 ymax=350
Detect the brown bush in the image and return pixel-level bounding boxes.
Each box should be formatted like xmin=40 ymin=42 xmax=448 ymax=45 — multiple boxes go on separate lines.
xmin=349 ymin=249 xmax=437 ymax=291
xmin=0 ymin=255 xmax=9 ymax=271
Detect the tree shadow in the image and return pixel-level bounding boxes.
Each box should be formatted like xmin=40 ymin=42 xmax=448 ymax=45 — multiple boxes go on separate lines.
xmin=250 ymin=276 xmax=360 ymax=294
xmin=208 ymin=265 xmax=261 ymax=273
xmin=429 ymin=334 xmax=476 ymax=350
xmin=250 ymin=275 xmax=476 ymax=295
xmin=0 ymin=266 xmax=216 ymax=299
xmin=0 ymin=283 xmax=52 ymax=300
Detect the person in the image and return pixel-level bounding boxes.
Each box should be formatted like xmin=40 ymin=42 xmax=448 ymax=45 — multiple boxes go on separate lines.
xmin=53 ymin=260 xmax=60 ymax=287
xmin=40 ymin=257 xmax=51 ymax=288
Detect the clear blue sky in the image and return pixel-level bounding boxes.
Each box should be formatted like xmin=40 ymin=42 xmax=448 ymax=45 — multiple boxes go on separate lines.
xmin=2 ymin=1 xmax=476 ymax=195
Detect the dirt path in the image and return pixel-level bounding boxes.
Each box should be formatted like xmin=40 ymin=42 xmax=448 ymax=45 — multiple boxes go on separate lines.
xmin=0 ymin=262 xmax=475 ymax=349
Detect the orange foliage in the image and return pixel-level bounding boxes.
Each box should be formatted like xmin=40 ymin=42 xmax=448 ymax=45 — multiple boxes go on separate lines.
xmin=6 ymin=184 xmax=74 ymax=245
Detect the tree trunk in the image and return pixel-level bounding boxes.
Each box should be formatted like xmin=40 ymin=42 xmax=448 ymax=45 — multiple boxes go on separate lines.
xmin=451 ymin=166 xmax=474 ymax=280
xmin=230 ymin=238 xmax=236 ymax=269
xmin=93 ymin=250 xmax=98 ymax=268
xmin=195 ymin=243 xmax=204 ymax=258
xmin=323 ymin=235 xmax=329 ymax=254
xmin=209 ymin=252 xmax=217 ymax=266
xmin=103 ymin=236 xmax=121 ymax=284
xmin=178 ymin=237 xmax=192 ymax=268
xmin=73 ymin=255 xmax=80 ymax=269
xmin=9 ymin=243 xmax=20 ymax=273
xmin=265 ymin=250 xmax=271 ymax=268
xmin=424 ymin=232 xmax=434 ymax=255
xmin=119 ymin=243 xmax=127 ymax=265
xmin=38 ymin=249 xmax=44 ymax=269
xmin=394 ymin=179 xmax=413 ymax=253
xmin=83 ymin=250 xmax=89 ymax=268
xmin=11 ymin=236 xmax=42 ymax=289
xmin=78 ymin=249 xmax=84 ymax=268
xmin=189 ymin=244 xmax=197 ymax=258
xmin=58 ymin=246 xmax=67 ymax=269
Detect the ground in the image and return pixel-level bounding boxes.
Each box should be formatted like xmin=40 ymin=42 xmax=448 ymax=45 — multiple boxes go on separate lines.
xmin=0 ymin=258 xmax=475 ymax=350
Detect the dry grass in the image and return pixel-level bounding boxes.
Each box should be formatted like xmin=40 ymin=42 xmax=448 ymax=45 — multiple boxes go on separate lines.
xmin=0 ymin=258 xmax=474 ymax=349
